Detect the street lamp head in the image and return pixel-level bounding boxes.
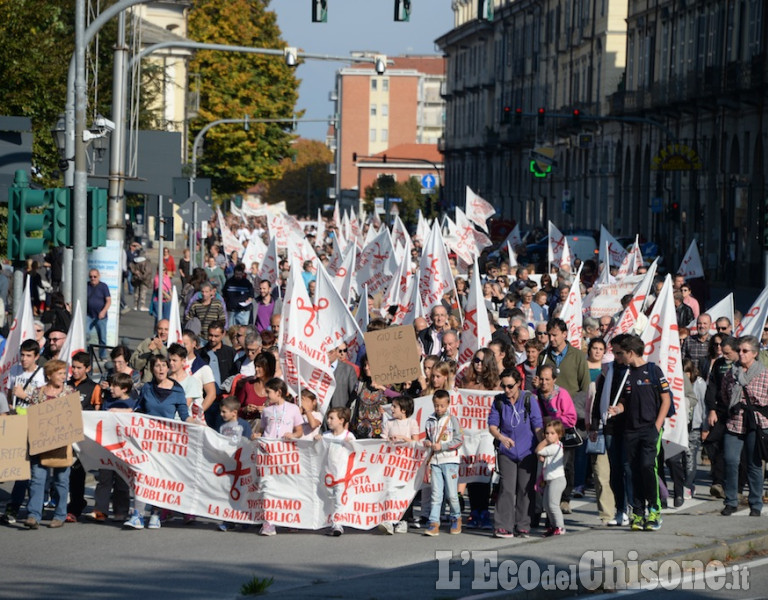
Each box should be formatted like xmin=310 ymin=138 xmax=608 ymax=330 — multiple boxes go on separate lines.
xmin=374 ymin=54 xmax=387 ymax=75
xmin=284 ymin=47 xmax=298 ymax=67
xmin=51 ymin=113 xmax=69 ymax=159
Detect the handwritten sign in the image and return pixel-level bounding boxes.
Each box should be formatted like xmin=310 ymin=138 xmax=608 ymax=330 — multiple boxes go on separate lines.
xmin=0 ymin=415 xmax=30 ymax=481
xmin=26 ymin=392 xmax=84 ymax=455
xmin=364 ymin=325 xmax=422 ymax=385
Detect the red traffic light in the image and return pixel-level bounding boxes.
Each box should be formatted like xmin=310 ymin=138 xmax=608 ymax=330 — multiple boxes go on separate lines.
xmin=537 ymin=107 xmax=545 ymax=116
xmin=671 ymin=202 xmax=680 ymax=210
xmin=515 ymin=107 xmax=523 ymax=116
xmin=573 ymin=109 xmax=580 ymax=117
xmin=503 ymin=106 xmax=511 ymax=114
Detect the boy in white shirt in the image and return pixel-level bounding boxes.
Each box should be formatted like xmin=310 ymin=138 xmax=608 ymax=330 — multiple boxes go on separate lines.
xmin=321 ymin=407 xmax=355 ymax=536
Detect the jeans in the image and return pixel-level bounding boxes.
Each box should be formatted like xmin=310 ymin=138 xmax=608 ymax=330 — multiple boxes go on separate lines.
xmin=724 ymin=429 xmax=765 ymax=510
xmin=428 ymin=462 xmax=461 ymax=523
xmin=28 ymin=457 xmax=69 ymax=522
xmin=232 ymin=309 xmax=251 ymax=326
xmin=87 ymin=315 xmax=108 ymax=358
xmin=684 ymin=429 xmax=702 ymax=489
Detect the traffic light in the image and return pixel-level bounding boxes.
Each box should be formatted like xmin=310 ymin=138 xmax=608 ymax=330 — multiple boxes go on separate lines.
xmin=667 ymin=200 xmax=680 ymax=222
xmin=572 ymin=108 xmax=581 ymax=127
xmin=47 ymin=187 xmax=71 ymax=248
xmin=529 ymin=160 xmax=551 ymax=179
xmin=537 ymin=107 xmax=546 ymax=128
xmin=8 ymin=170 xmax=47 ymax=261
xmin=394 ymin=0 xmax=411 ymax=21
xmin=311 ymin=0 xmax=327 ymax=22
xmin=501 ymin=106 xmax=511 ymax=124
xmin=514 ymin=107 xmax=523 ymax=125
xmin=87 ymin=187 xmax=108 ymax=249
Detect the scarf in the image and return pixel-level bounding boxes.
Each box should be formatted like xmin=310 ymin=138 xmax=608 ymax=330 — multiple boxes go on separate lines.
xmin=729 ymin=360 xmax=765 ymax=410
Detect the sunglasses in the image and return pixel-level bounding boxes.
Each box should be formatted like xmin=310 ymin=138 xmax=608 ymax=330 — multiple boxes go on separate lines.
xmin=473 ymin=357 xmax=483 ymax=363
xmin=536 ymin=331 xmax=548 ymax=336
xmin=716 ymin=327 xmax=729 ymax=331
xmin=337 ymin=348 xmax=348 ymax=354
xmin=503 ymin=383 xmax=518 ymax=390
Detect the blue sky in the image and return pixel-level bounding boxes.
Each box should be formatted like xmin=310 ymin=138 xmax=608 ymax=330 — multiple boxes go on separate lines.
xmin=272 ymin=0 xmax=454 ymax=140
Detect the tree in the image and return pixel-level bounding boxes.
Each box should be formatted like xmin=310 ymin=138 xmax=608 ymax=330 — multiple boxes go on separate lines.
xmin=262 ymin=138 xmax=332 ymax=216
xmin=188 ymin=0 xmax=300 ymax=197
xmin=363 ymin=174 xmax=429 ymax=226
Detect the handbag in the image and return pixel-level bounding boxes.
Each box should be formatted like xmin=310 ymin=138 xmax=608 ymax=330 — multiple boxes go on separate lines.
xmin=562 ymin=426 xmax=583 ymax=448
xmin=39 ymin=444 xmax=74 ymax=468
xmin=585 ymin=430 xmax=606 ymax=454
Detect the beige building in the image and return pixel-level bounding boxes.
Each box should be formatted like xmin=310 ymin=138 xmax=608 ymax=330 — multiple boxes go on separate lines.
xmin=438 ymin=0 xmax=767 ymax=283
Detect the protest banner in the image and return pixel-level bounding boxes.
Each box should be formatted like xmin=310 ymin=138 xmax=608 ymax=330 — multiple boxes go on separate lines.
xmin=77 ymin=413 xmax=428 ymax=529
xmin=364 ymin=325 xmax=422 ymax=385
xmin=26 ymin=392 xmax=83 ymax=455
xmin=411 ymin=389 xmax=498 ymax=482
xmin=0 ymin=414 xmax=29 ymax=482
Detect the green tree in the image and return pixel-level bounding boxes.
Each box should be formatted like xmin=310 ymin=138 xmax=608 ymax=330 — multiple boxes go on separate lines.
xmin=262 ymin=138 xmax=332 ymax=216
xmin=188 ymin=0 xmax=299 ymax=198
xmin=363 ymin=174 xmax=430 ymax=226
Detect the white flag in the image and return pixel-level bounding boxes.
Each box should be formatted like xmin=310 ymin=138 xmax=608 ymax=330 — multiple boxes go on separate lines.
xmin=419 ymin=221 xmax=456 ymax=313
xmin=217 ymin=207 xmax=244 ymax=257
xmin=451 ymin=207 xmax=478 ymax=265
xmin=391 ymin=214 xmax=408 ymax=250
xmin=355 ymin=225 xmax=398 ymax=297
xmin=608 ymin=258 xmax=659 ymax=341
xmin=0 ymin=278 xmax=35 ymax=408
xmin=58 ymin=301 xmax=86 ymax=373
xmin=315 ymin=260 xmax=364 ymax=348
xmin=548 ymin=221 xmax=566 ymax=266
xmin=279 ymin=267 xmax=336 ymax=415
xmin=687 ymin=293 xmax=734 ymax=334
xmin=558 ymin=264 xmax=584 ymax=348
xmin=241 ymin=229 xmax=267 ymax=271
xmin=332 ymin=200 xmax=341 ymax=228
xmin=414 ymin=210 xmax=429 ymax=245
xmin=599 ymin=225 xmax=628 ymax=268
xmin=641 ymin=274 xmax=688 ymax=458
xmin=678 ymin=240 xmax=705 ymax=280
xmin=457 ymin=259 xmax=492 ymax=369
xmin=465 ymin=186 xmax=495 ymax=233
xmin=268 ymin=213 xmax=289 ymax=250
xmin=736 ymin=286 xmax=768 ymax=338
xmin=560 ymin=237 xmax=573 ymax=271
xmin=257 ymin=235 xmax=280 ymax=285
xmin=506 ymin=240 xmax=518 ymax=269
xmin=502 ymin=224 xmax=523 ymax=253
xmin=331 ymin=243 xmax=355 ymax=299
xmin=167 ymin=287 xmax=183 ymax=346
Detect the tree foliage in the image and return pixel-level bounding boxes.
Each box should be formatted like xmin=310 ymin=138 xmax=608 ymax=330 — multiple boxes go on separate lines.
xmin=188 ymin=0 xmax=300 ymax=198
xmin=262 ymin=138 xmax=333 ymax=216
xmin=363 ymin=174 xmax=435 ymax=226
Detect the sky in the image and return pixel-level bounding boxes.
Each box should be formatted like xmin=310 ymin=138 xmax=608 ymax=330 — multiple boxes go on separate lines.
xmin=271 ymin=0 xmax=454 ymax=140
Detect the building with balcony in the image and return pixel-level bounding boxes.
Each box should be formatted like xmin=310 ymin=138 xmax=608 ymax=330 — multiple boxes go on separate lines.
xmin=332 ymin=54 xmax=446 ymax=201
xmin=437 ymin=0 xmax=767 ymax=281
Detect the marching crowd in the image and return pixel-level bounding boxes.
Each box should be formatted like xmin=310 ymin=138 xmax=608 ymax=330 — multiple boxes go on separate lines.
xmin=2 ymin=210 xmax=768 ymax=541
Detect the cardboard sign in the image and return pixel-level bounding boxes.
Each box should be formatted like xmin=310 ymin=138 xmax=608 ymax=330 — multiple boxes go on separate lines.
xmin=364 ymin=325 xmax=421 ymax=385
xmin=0 ymin=414 xmax=30 ymax=481
xmin=26 ymin=392 xmax=84 ymax=455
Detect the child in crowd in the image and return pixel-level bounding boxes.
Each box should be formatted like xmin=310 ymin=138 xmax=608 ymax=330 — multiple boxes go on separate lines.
xmin=536 ymin=419 xmax=567 ymax=536
xmin=87 ymin=372 xmax=135 ymax=523
xmin=299 ymin=389 xmax=323 ymax=439
xmin=218 ymin=397 xmax=253 ymax=532
xmin=379 ymin=396 xmax=419 ymax=535
xmin=423 ymin=389 xmax=464 ymax=536
xmin=219 ymin=396 xmax=254 ymax=443
xmin=321 ymin=407 xmax=356 ymax=536
xmin=256 ymin=378 xmax=303 ymax=537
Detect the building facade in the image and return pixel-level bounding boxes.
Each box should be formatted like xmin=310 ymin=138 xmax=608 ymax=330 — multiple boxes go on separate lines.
xmin=332 ymin=54 xmax=446 ymax=199
xmin=438 ymin=0 xmax=767 ymax=283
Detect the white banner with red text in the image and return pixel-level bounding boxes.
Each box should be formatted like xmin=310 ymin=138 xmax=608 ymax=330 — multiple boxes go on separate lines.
xmin=77 ymin=413 xmax=428 ymax=530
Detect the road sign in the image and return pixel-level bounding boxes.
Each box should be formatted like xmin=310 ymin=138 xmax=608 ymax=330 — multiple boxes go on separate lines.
xmin=421 ymin=174 xmax=436 ymax=190
xmin=651 ymin=196 xmax=663 ymax=214
xmin=178 ymin=195 xmax=213 ymax=222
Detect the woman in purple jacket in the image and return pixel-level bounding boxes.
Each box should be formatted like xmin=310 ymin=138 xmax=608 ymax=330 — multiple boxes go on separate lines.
xmin=488 ymin=368 xmax=543 ymax=538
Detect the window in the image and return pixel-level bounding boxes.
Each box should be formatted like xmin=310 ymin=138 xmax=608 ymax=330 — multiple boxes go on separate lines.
xmin=371 ymin=78 xmax=378 ymax=91
xmin=370 ymin=128 xmax=376 ymax=142
xmin=370 ymin=104 xmax=377 ymax=116
xmin=381 ymin=129 xmax=388 ymax=142
xmin=382 ymin=79 xmax=389 ymax=91
xmin=381 ymin=104 xmax=388 ymax=116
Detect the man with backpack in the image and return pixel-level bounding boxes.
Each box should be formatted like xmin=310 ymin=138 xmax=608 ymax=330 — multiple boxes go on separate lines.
xmin=608 ymin=334 xmax=671 ymax=531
